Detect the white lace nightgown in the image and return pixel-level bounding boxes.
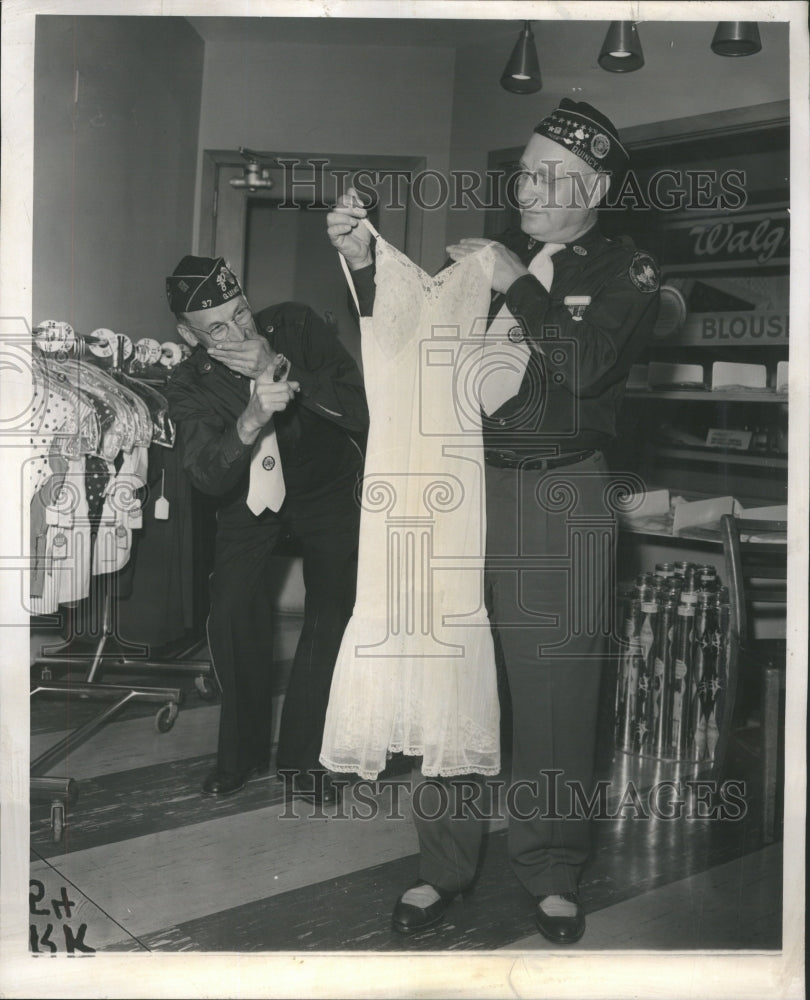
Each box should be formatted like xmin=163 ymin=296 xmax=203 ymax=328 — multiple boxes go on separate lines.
xmin=319 ymin=230 xmax=500 ymax=780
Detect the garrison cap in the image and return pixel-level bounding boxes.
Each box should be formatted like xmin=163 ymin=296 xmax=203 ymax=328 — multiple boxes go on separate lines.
xmin=166 ymin=255 xmax=243 ymax=314
xmin=534 ymin=98 xmax=629 ymax=175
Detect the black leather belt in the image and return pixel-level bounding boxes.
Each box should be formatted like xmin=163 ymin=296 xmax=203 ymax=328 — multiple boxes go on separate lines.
xmin=484 ymin=448 xmax=597 ymax=471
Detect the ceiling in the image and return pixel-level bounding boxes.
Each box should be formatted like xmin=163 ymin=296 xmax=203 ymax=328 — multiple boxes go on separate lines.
xmin=187 ymin=16 xmax=554 ymax=50
xmin=185 ymin=16 xmax=789 ymax=69
xmin=184 ymin=16 xmax=790 ymax=119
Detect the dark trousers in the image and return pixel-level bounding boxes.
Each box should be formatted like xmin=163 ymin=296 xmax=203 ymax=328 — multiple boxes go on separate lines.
xmin=207 ymin=493 xmax=359 ymax=777
xmin=413 ymin=452 xmax=614 ymax=897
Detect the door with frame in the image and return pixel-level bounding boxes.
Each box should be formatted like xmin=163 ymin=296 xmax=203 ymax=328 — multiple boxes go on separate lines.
xmin=199 ymin=150 xmax=426 ymax=368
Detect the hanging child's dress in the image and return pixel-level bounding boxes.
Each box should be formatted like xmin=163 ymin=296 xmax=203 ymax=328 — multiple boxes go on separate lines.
xmin=319 ymin=225 xmax=500 ymax=780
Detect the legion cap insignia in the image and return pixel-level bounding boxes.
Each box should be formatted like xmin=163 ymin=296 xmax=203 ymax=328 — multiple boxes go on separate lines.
xmin=628 ymin=252 xmax=660 ymax=293
xmin=591 ymin=133 xmax=610 ymax=159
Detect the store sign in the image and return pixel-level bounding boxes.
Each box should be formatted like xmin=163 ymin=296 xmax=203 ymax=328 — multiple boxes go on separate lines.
xmin=662 ymin=206 xmax=789 ymax=271
xmin=669 ymin=310 xmax=789 ymax=345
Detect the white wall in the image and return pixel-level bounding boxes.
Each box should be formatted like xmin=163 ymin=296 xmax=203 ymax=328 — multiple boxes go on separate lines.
xmin=34 ymin=16 xmax=204 ymax=341
xmin=195 ymin=39 xmax=456 ymax=273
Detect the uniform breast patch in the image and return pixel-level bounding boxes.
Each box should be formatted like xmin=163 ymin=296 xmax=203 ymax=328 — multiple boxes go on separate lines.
xmin=628 ymin=252 xmax=660 ymax=293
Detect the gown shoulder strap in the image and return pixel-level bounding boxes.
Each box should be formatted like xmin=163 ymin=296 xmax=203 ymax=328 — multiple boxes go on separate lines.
xmin=337 ymin=217 xmax=380 ymax=313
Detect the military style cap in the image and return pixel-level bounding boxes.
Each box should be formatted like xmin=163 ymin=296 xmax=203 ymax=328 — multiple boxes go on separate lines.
xmin=534 ymin=98 xmax=629 ymax=175
xmin=166 ymin=255 xmax=243 ymax=314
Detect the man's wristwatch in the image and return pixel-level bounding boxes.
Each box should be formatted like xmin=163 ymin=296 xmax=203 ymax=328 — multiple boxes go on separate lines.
xmin=273 ymin=354 xmax=291 ymax=382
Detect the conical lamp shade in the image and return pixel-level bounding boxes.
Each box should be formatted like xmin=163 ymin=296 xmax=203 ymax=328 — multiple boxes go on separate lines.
xmin=598 ymin=21 xmax=644 ymax=72
xmin=501 ymin=22 xmax=542 ymax=94
xmin=711 ymin=22 xmax=762 ymax=56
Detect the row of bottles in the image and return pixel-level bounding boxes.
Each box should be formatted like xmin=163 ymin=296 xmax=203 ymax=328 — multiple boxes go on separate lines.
xmin=615 ymin=562 xmax=730 ymax=762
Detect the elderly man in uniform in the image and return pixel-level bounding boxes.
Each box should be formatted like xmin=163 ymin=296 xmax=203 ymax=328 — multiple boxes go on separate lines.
xmin=165 ymin=256 xmax=368 ymax=803
xmin=327 ymin=100 xmax=659 ymax=944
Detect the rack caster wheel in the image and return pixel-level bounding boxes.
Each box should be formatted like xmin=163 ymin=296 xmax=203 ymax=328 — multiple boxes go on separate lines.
xmin=50 ymin=801 xmax=65 ymax=843
xmin=194 ymin=674 xmax=218 ymax=701
xmin=155 ymin=702 xmax=179 ymax=733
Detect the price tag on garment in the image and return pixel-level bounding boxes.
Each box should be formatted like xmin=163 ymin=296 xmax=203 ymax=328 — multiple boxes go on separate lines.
xmin=115 ymin=525 xmax=129 ymax=550
xmin=128 ymin=505 xmax=143 ymax=529
xmin=45 ymin=505 xmax=61 ymax=526
xmin=51 ymin=531 xmax=69 ymax=560
xmin=153 ymin=468 xmax=170 ymax=520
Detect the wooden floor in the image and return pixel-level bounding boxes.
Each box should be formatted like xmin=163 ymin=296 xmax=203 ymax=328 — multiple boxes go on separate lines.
xmin=29 ymin=617 xmax=784 ymax=957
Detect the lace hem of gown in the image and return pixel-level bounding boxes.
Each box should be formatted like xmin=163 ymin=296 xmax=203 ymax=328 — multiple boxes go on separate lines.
xmin=319 ymin=755 xmax=502 ymax=782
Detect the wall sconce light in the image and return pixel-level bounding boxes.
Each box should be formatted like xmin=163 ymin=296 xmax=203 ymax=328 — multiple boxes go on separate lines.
xmin=711 ymin=22 xmax=762 ymax=56
xmin=598 ymin=22 xmax=645 ymax=72
xmin=229 ymin=147 xmax=274 ymax=192
xmin=501 ymin=21 xmax=542 ymax=94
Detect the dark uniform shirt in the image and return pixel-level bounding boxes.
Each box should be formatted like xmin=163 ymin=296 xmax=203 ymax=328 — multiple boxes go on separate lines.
xmin=166 ymin=302 xmax=368 ymax=511
xmin=352 ymin=222 xmax=660 ymax=458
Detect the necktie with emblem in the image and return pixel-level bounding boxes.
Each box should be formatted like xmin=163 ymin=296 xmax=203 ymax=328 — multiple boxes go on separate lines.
xmin=245 ymin=372 xmax=287 ymax=515
xmin=478 ymin=241 xmax=564 ymax=416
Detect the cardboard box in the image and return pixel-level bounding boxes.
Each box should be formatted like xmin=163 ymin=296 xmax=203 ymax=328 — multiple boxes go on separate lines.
xmin=622 ymin=488 xmax=671 ymax=519
xmin=711 ymin=361 xmax=767 ymax=390
xmin=672 ymin=495 xmax=742 ymax=535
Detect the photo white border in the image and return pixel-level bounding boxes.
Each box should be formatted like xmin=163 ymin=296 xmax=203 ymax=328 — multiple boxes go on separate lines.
xmin=1 ymin=1 xmax=807 ymax=996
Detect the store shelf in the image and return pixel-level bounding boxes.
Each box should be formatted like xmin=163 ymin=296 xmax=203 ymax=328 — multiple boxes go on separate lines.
xmin=656 ymin=447 xmax=788 ymax=469
xmin=625 ymin=388 xmax=788 ymax=403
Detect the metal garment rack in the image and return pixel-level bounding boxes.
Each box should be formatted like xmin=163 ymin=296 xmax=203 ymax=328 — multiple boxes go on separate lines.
xmin=30 ymin=548 xmax=217 ymax=846
xmin=30 ymin=335 xmax=217 ymax=842
xmin=30 ymin=585 xmax=216 ymax=841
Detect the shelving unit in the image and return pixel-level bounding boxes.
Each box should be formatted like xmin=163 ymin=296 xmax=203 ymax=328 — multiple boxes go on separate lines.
xmin=625 ymin=388 xmax=788 ymax=403
xmin=655 ymin=447 xmax=787 ymax=469
xmin=611 ymin=103 xmax=789 ymax=513
xmin=604 ymin=102 xmax=790 ymax=599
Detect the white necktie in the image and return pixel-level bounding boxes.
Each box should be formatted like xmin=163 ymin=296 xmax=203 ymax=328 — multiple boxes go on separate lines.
xmin=478 ymin=242 xmax=564 ymax=416
xmin=246 ymin=381 xmax=286 ymax=515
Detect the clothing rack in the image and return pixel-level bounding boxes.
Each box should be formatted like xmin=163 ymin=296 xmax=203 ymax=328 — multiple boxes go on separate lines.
xmin=30 ymin=334 xmax=216 ymax=842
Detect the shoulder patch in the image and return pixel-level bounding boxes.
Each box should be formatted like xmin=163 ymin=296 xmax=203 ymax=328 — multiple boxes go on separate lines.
xmin=628 ymin=252 xmax=660 ymax=294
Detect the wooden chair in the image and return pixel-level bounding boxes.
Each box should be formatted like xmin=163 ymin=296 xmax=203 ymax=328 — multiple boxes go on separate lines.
xmin=719 ymin=514 xmax=787 ymax=844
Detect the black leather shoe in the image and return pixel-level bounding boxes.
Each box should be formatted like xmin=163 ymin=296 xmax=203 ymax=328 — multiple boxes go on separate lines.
xmin=284 ymin=769 xmax=343 ymax=805
xmin=201 ymin=761 xmax=270 ymax=797
xmin=391 ymin=880 xmax=458 ymax=935
xmin=534 ymin=892 xmax=586 ymax=945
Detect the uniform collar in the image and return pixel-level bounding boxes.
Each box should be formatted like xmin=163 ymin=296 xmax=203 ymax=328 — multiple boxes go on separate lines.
xmin=189 ymin=344 xmax=218 ymax=375
xmin=525 ymin=222 xmax=606 ymax=257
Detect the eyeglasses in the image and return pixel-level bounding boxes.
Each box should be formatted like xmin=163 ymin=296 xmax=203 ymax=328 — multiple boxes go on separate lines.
xmin=185 ymin=302 xmax=254 ymax=342
xmin=516 ymin=167 xmax=599 ymax=192
xmin=514 ymin=167 xmax=602 ymax=210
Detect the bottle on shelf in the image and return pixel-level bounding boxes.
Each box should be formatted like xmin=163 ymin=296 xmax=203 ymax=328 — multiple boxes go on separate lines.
xmin=615 ymin=587 xmax=643 ymax=753
xmin=634 ymin=585 xmax=659 ymax=753
xmin=652 ymin=595 xmax=677 ymax=757
xmin=672 ymin=591 xmax=696 ymax=757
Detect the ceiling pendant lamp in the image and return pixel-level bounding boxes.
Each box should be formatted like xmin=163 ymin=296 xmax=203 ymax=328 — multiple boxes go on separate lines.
xmin=598 ymin=21 xmax=645 ymax=72
xmin=711 ymin=22 xmax=762 ymax=56
xmin=500 ymin=21 xmax=542 ymax=94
